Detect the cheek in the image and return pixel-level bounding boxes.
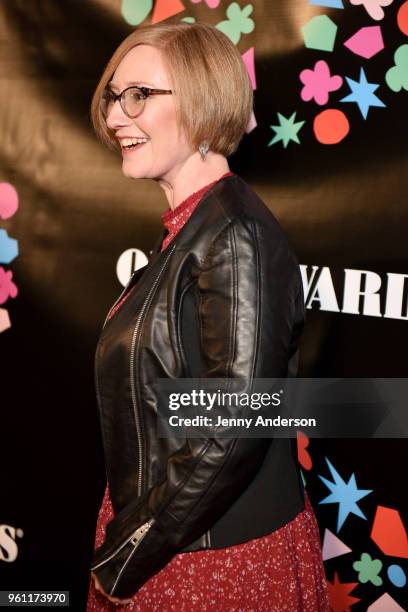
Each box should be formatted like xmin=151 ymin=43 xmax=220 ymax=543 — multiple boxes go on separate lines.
xmin=141 ymin=101 xmax=191 ymax=160
xmin=149 ymin=101 xmax=180 ymax=138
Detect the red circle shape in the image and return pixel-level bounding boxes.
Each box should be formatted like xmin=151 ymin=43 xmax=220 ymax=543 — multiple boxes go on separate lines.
xmin=397 ymin=1 xmax=408 ymax=36
xmin=313 ymin=109 xmax=350 ymax=145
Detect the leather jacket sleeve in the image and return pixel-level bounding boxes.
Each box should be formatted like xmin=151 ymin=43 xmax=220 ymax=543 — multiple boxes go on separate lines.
xmin=90 ymin=217 xmax=303 ymax=599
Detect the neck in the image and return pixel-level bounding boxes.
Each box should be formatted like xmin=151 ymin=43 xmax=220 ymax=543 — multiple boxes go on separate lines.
xmin=157 ymin=151 xmax=230 ymax=211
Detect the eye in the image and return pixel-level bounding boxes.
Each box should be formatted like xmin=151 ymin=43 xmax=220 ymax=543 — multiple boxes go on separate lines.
xmin=129 ymin=87 xmax=147 ymax=100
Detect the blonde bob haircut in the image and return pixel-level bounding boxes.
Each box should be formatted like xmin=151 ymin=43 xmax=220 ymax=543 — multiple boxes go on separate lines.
xmin=91 ymin=21 xmax=253 ymax=158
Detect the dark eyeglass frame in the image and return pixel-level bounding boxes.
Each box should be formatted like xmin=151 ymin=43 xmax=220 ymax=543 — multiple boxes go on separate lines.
xmin=101 ymin=85 xmax=173 ymax=119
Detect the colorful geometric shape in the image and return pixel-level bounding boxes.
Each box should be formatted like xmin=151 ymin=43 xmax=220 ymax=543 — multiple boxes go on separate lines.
xmin=367 ymin=592 xmax=406 ymax=611
xmin=326 ymin=571 xmax=360 ymax=611
xmin=340 ymin=67 xmax=385 ymax=119
xmin=385 ymin=45 xmax=408 ymax=92
xmin=297 ymin=431 xmax=312 ymax=470
xmin=309 ymin=0 xmax=344 ymax=7
xmin=242 ymin=47 xmax=257 ymax=90
xmin=0 ymin=267 xmax=18 ymax=305
xmin=121 ymin=0 xmax=152 ymax=25
xmin=245 ymin=109 xmax=257 ymax=133
xmin=370 ymin=505 xmax=408 ymax=558
xmin=0 ymin=183 xmax=19 ymax=220
xmin=397 ymin=1 xmax=408 ymax=36
xmin=0 ymin=308 xmax=11 ymax=333
xmin=387 ymin=564 xmax=406 ymax=588
xmin=300 ymin=60 xmax=343 ymax=105
xmin=302 ymin=15 xmax=338 ymax=52
xmin=313 ymin=109 xmax=349 ymax=144
xmin=318 ymin=457 xmax=373 ymax=532
xmin=268 ymin=112 xmax=305 ymax=148
xmin=216 ymin=3 xmax=255 ymax=45
xmin=353 ymin=552 xmax=383 ymax=586
xmin=0 ymin=230 xmax=18 ymax=265
xmin=349 ymin=0 xmax=393 ymax=21
xmin=190 ymin=0 xmax=220 ymax=6
xmin=344 ymin=26 xmax=384 ymax=59
xmin=151 ymin=0 xmax=185 ymax=24
xmin=322 ymin=529 xmax=352 ymax=561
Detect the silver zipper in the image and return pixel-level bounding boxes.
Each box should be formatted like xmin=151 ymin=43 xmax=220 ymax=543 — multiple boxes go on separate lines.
xmin=130 ymin=243 xmax=176 ymax=496
xmin=110 ymin=518 xmax=155 ymax=594
xmin=94 ymin=263 xmax=149 ymax=472
xmin=94 ymin=257 xmax=154 ymax=470
xmin=91 ymin=245 xmax=175 ymax=580
xmin=90 ymin=518 xmax=155 ymax=572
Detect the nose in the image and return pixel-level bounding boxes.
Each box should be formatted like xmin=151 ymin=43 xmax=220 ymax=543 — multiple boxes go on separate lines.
xmin=105 ymin=99 xmax=131 ymax=131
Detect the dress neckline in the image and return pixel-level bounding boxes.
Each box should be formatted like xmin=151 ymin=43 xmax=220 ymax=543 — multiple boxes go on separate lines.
xmin=160 ymin=171 xmax=234 ymax=252
xmin=161 ymin=171 xmax=234 ymax=230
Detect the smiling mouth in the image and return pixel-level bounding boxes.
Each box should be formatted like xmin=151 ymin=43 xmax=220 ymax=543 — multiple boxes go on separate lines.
xmin=122 ymin=141 xmax=148 ymax=153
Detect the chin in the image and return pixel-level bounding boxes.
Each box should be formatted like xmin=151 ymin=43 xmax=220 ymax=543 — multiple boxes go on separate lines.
xmin=122 ymin=165 xmax=146 ymax=179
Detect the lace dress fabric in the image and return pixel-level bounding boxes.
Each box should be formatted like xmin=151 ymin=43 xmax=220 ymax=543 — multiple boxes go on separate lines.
xmin=87 ymin=487 xmax=330 ymax=611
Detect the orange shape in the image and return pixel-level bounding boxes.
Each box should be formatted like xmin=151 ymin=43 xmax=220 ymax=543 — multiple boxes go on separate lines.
xmin=371 ymin=505 xmax=408 ymax=558
xmin=397 ymin=1 xmax=408 ymax=36
xmin=297 ymin=431 xmax=312 ymax=470
xmin=151 ymin=0 xmax=185 ymax=23
xmin=313 ymin=108 xmax=350 ymax=145
xmin=327 ymin=571 xmax=360 ymax=612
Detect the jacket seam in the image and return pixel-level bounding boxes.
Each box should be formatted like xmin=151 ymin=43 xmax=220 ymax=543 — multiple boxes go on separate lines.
xmin=154 ymin=439 xmax=212 ymax=521
xmin=227 ymin=223 xmax=238 ymax=378
xmin=250 ymin=220 xmax=261 ymax=380
xmin=176 ymin=436 xmax=240 ymax=528
xmin=176 ymin=277 xmax=196 ymax=375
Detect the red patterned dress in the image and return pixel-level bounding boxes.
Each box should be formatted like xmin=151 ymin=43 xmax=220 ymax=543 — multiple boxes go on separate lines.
xmin=87 ymin=171 xmax=331 ymax=611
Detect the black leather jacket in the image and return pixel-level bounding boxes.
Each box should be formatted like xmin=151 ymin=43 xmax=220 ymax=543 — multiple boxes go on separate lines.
xmin=90 ymin=173 xmax=306 ymax=598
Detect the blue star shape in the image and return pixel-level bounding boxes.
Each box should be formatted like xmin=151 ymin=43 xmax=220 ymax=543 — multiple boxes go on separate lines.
xmin=318 ymin=457 xmax=373 ymax=532
xmin=340 ymin=67 xmax=385 ymax=119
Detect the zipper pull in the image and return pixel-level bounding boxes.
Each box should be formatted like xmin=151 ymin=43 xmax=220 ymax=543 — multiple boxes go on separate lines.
xmin=130 ymin=519 xmax=154 ymax=546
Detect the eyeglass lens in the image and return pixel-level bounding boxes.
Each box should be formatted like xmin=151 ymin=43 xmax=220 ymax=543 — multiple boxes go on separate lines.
xmin=101 ymin=88 xmax=145 ymax=118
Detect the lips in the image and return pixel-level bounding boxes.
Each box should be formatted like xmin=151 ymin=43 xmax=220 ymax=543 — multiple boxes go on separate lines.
xmin=122 ymin=141 xmax=148 ymax=154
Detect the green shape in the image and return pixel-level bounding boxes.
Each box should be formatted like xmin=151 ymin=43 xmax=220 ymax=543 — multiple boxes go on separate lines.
xmin=385 ymin=44 xmax=408 ymax=92
xmin=121 ymin=0 xmax=152 ymax=26
xmin=182 ymin=17 xmax=196 ymax=23
xmin=216 ymin=2 xmax=254 ymax=45
xmin=268 ymin=112 xmax=305 ymax=148
xmin=301 ymin=470 xmax=307 ymax=488
xmin=353 ymin=552 xmax=383 ymax=586
xmin=302 ymin=15 xmax=337 ymax=52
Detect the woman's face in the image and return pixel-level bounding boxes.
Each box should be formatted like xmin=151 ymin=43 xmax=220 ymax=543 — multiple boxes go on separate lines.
xmin=105 ymin=44 xmax=193 ymax=183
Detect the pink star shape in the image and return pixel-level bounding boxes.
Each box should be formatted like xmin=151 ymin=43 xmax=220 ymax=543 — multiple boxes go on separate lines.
xmin=300 ymin=60 xmax=343 ymax=105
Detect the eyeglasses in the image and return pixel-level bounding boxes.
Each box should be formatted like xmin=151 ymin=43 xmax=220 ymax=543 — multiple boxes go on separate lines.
xmin=101 ymin=85 xmax=173 ymax=119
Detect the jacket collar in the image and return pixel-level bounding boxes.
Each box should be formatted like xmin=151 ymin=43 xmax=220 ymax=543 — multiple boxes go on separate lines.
xmin=120 ymin=172 xmax=238 ymax=301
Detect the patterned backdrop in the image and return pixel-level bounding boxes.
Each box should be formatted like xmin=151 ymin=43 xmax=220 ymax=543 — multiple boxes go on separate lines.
xmin=0 ymin=1 xmax=407 ymax=610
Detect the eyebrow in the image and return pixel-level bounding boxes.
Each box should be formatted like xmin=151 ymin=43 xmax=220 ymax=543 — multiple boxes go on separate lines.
xmin=108 ymin=80 xmax=155 ymax=90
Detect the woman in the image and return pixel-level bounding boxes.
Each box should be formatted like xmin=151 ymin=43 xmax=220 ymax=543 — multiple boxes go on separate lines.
xmin=87 ymin=21 xmax=330 ymax=611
